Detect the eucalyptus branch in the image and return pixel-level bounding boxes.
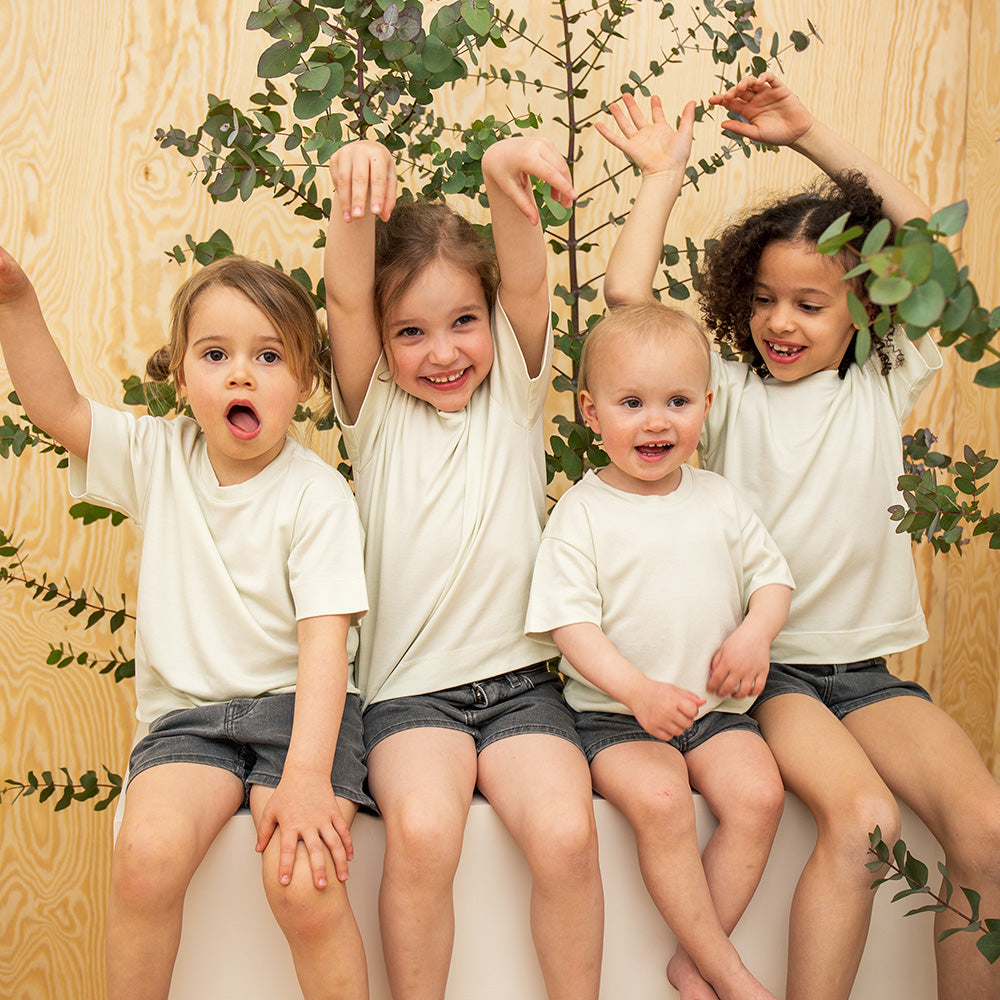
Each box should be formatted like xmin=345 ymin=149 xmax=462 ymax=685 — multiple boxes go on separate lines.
xmin=1 ymin=767 xmax=123 ymax=812
xmin=868 ymin=827 xmax=1000 ymax=963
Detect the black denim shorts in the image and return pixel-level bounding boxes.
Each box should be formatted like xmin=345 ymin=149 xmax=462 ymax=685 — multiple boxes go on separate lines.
xmin=129 ymin=691 xmax=376 ymax=812
xmin=752 ymin=657 xmax=932 ymax=720
xmin=362 ymin=664 xmax=583 ymax=757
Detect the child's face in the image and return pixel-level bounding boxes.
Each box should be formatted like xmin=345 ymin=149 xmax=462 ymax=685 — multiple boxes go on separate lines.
xmin=177 ymin=286 xmax=310 ymax=486
xmin=750 ymin=239 xmax=858 ymax=380
xmin=580 ymin=333 xmax=711 ymax=496
xmin=385 ymin=257 xmax=494 ymax=412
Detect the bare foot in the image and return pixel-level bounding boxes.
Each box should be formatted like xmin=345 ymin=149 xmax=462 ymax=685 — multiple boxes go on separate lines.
xmin=667 ymin=948 xmax=720 ymax=1000
xmin=668 ymin=945 xmax=779 ymax=1000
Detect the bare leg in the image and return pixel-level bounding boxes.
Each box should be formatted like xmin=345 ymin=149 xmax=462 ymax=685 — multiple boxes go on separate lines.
xmin=665 ymin=731 xmax=785 ymax=1000
xmin=753 ymin=694 xmax=903 ymax=1000
xmin=250 ymin=788 xmax=368 ymax=999
xmin=844 ymin=695 xmax=1000 ymax=1000
xmin=477 ymin=733 xmax=604 ymax=1000
xmin=367 ymin=728 xmax=478 ymax=1000
xmin=106 ymin=763 xmax=244 ymax=1000
xmin=591 ymin=741 xmax=779 ymax=1000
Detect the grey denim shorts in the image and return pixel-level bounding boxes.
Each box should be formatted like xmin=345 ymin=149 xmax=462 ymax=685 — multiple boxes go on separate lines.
xmin=128 ymin=691 xmax=376 ymax=813
xmin=362 ymin=664 xmax=583 ymax=757
xmin=573 ymin=708 xmax=760 ymax=764
xmin=751 ymin=657 xmax=932 ymax=720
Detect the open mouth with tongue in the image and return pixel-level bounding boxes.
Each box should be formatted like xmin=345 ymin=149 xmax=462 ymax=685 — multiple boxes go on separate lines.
xmin=226 ymin=401 xmax=261 ymax=440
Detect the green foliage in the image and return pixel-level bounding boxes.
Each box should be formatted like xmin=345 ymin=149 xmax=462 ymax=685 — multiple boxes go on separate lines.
xmin=156 ymin=0 xmax=820 ymax=491
xmin=1 ymin=767 xmax=122 ymax=811
xmin=889 ymin=429 xmax=1000 ymax=553
xmin=816 ymin=208 xmax=1000 ymax=386
xmin=868 ymin=827 xmax=1000 ymax=964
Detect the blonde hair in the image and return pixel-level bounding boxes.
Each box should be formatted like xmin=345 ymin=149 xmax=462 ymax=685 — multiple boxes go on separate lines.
xmin=578 ymin=303 xmax=710 ymax=398
xmin=145 ymin=256 xmax=330 ymax=406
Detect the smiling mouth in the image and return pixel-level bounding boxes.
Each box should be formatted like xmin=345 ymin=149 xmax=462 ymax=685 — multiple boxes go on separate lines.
xmin=226 ymin=403 xmax=261 ymax=439
xmin=635 ymin=443 xmax=672 ymax=458
xmin=422 ymin=368 xmax=470 ymax=387
xmin=765 ymin=340 xmax=806 ymax=359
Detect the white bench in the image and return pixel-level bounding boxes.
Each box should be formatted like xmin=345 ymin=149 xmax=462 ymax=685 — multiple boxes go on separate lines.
xmin=114 ymin=791 xmax=942 ymax=999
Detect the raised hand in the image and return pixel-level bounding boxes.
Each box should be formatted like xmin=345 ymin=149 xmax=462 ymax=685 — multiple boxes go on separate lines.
xmin=708 ymin=71 xmax=814 ymax=147
xmin=328 ymin=139 xmax=398 ymax=222
xmin=481 ymin=135 xmax=576 ymax=226
xmin=595 ymin=93 xmax=696 ymax=177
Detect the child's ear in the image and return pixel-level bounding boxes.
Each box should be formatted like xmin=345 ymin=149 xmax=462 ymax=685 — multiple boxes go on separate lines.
xmin=579 ymin=390 xmax=600 ymax=435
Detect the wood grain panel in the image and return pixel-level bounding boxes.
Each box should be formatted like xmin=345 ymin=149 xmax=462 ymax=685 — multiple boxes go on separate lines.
xmin=1 ymin=1 xmax=998 ymax=997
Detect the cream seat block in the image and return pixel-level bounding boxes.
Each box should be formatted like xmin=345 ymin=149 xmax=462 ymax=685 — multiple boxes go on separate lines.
xmin=113 ymin=789 xmax=942 ymax=999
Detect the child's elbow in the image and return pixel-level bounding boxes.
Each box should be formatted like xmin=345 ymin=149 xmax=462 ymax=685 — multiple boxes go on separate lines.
xmin=603 ymin=274 xmax=655 ymax=310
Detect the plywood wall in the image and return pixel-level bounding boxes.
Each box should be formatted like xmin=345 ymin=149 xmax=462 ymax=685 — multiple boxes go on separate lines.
xmin=1 ymin=1 xmax=997 ymax=997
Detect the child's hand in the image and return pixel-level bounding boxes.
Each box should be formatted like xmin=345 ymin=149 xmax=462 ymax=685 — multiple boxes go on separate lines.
xmin=255 ymin=770 xmax=354 ymax=889
xmin=0 ymin=246 xmax=34 ymax=307
xmin=707 ymin=623 xmax=771 ymax=700
xmin=595 ymin=94 xmax=696 ymax=177
xmin=708 ymin=71 xmax=814 ymax=147
xmin=630 ymin=676 xmax=705 ymax=742
xmin=328 ymin=139 xmax=398 ymax=223
xmin=481 ymin=135 xmax=576 ymax=226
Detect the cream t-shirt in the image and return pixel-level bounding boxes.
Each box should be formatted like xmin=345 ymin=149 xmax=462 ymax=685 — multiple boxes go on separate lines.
xmin=526 ymin=467 xmax=794 ymax=716
xmin=700 ymin=332 xmax=941 ymax=664
xmin=70 ymin=401 xmax=368 ymax=722
xmin=334 ymin=301 xmax=554 ymax=705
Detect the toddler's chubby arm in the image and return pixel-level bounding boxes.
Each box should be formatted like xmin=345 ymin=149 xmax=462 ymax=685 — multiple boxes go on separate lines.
xmin=255 ymin=613 xmax=355 ymax=889
xmin=552 ymin=621 xmax=705 ymax=742
xmin=598 ymin=95 xmax=696 ymax=308
xmin=707 ymin=583 xmax=791 ymax=700
xmin=325 ymin=139 xmax=399 ymax=423
xmin=481 ymin=136 xmax=576 ymax=378
xmin=0 ymin=246 xmax=91 ymax=459
xmin=710 ymin=71 xmax=931 ymax=226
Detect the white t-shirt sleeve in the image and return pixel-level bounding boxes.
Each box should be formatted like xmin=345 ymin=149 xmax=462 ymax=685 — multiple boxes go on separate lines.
xmin=68 ymin=399 xmax=166 ymax=522
xmin=490 ymin=298 xmax=554 ymax=425
xmin=526 ymin=499 xmax=602 ymax=643
xmin=288 ymin=471 xmax=369 ymax=623
xmin=884 ymin=329 xmax=942 ymax=423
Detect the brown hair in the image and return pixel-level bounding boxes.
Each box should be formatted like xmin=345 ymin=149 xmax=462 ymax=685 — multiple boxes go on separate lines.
xmin=579 ymin=303 xmax=710 ymax=398
xmin=145 ymin=256 xmax=330 ymax=404
xmin=373 ymin=202 xmax=499 ymax=346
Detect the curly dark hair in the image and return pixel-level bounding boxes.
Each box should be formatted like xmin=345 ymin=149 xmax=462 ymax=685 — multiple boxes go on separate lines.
xmin=699 ymin=170 xmax=894 ymax=378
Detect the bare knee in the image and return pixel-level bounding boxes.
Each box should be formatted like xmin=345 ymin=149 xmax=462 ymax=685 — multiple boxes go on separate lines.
xmin=815 ymin=786 xmax=901 ymax=871
xmin=383 ymin=802 xmax=465 ymax=885
xmin=627 ymin=776 xmax=699 ymax=845
xmin=267 ymin=874 xmax=356 ymax=944
xmin=523 ymin=800 xmax=599 ymax=885
xmin=943 ymin=798 xmax=1000 ymax=888
xmin=111 ymin=825 xmax=193 ymax=911
xmin=714 ymin=769 xmax=785 ymax=838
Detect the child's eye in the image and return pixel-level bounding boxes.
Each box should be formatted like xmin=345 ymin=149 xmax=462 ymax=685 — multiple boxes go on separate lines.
xmin=799 ymin=303 xmax=823 ymax=313
xmin=752 ymin=295 xmax=772 ymax=306
xmin=396 ymin=326 xmax=422 ymax=339
xmin=622 ymin=397 xmax=642 ymax=409
xmin=258 ymin=350 xmax=282 ymax=364
xmin=668 ymin=396 xmax=689 ymax=408
xmin=205 ymin=348 xmax=226 ymax=362
xmin=454 ymin=314 xmax=477 ymax=328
